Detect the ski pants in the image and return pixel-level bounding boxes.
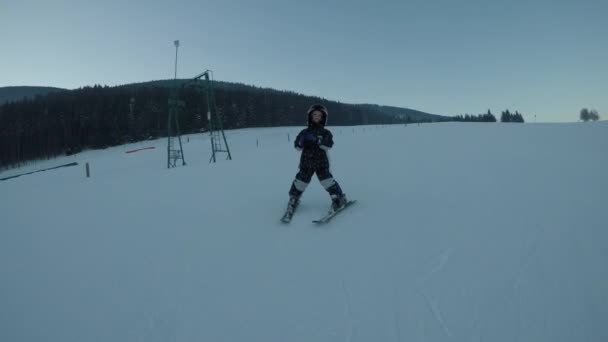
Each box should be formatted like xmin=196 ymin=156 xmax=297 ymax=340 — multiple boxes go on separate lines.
xmin=289 ymin=167 xmax=343 ymax=198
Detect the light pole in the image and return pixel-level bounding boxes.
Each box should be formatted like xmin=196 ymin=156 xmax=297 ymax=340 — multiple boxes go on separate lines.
xmin=167 ymin=39 xmax=186 ymax=168
xmin=173 ymin=40 xmax=180 ymax=80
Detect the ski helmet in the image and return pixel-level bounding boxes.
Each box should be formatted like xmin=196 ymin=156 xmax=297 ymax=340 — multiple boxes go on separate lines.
xmin=307 ymin=104 xmax=328 ymax=127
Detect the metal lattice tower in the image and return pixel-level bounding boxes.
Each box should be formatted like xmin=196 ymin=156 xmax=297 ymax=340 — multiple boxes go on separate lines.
xmin=167 ymin=40 xmax=186 ymax=168
xmin=167 ymin=86 xmax=186 ymax=168
xmin=192 ymin=70 xmax=231 ymax=163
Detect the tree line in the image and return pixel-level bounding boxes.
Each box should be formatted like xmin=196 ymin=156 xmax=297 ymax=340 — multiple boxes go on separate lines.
xmin=451 ymin=109 xmax=525 ymax=123
xmin=579 ymin=108 xmax=601 ymax=122
xmin=0 ymin=82 xmax=409 ymax=169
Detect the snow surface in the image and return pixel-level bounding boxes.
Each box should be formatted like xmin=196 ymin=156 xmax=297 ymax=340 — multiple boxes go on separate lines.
xmin=1 ymin=122 xmax=607 ymax=341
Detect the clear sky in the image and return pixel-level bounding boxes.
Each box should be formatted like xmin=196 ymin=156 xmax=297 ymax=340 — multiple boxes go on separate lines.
xmin=1 ymin=0 xmax=606 ymax=122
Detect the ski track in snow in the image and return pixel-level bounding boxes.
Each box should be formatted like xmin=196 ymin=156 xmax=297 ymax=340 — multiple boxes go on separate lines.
xmin=423 ymin=248 xmax=453 ymax=283
xmin=341 ymin=280 xmax=355 ymax=342
xmin=419 ymin=289 xmax=453 ymax=340
xmin=512 ymin=225 xmax=547 ymax=342
xmin=392 ymin=284 xmax=403 ymax=342
xmin=469 ymin=291 xmax=484 ymax=342
xmin=513 ymin=227 xmax=543 ymax=292
xmin=414 ymin=248 xmax=454 ymax=340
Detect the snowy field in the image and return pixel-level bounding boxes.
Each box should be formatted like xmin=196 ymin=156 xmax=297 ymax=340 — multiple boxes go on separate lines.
xmin=1 ymin=122 xmax=607 ymax=341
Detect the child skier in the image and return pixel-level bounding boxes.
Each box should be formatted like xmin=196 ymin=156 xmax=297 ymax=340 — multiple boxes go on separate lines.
xmin=284 ymin=104 xmax=348 ymax=219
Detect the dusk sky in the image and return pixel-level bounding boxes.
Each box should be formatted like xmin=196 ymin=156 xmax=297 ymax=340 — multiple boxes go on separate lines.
xmin=1 ymin=0 xmax=606 ymax=122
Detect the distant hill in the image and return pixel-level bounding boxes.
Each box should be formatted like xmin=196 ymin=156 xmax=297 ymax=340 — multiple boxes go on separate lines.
xmin=117 ymin=79 xmax=447 ymax=123
xmin=0 ymin=86 xmax=67 ymax=104
xmin=1 ymin=82 xmax=445 ymax=123
xmin=357 ymin=104 xmax=446 ymax=122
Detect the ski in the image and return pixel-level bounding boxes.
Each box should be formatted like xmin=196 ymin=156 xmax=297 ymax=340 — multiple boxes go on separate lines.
xmin=313 ymin=200 xmax=356 ymax=225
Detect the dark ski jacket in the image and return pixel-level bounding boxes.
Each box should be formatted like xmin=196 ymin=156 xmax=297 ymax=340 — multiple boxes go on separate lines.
xmin=294 ymin=126 xmax=334 ymax=170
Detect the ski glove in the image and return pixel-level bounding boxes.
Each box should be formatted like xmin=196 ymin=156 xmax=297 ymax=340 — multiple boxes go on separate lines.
xmin=297 ymin=131 xmax=320 ymax=148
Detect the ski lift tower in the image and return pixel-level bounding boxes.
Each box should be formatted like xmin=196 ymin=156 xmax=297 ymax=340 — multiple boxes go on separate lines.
xmin=191 ymin=70 xmax=232 ymax=163
xmin=167 ymin=40 xmax=186 ymax=168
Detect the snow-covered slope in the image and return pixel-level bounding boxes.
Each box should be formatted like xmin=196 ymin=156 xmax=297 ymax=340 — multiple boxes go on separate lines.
xmin=1 ymin=122 xmax=607 ymax=341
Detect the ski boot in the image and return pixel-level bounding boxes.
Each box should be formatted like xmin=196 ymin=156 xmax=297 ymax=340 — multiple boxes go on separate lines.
xmin=330 ymin=193 xmax=348 ymax=212
xmin=281 ymin=195 xmax=300 ymax=223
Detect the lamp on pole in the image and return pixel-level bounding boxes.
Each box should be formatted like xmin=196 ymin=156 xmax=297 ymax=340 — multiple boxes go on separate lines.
xmin=173 ymin=40 xmax=180 ymax=80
